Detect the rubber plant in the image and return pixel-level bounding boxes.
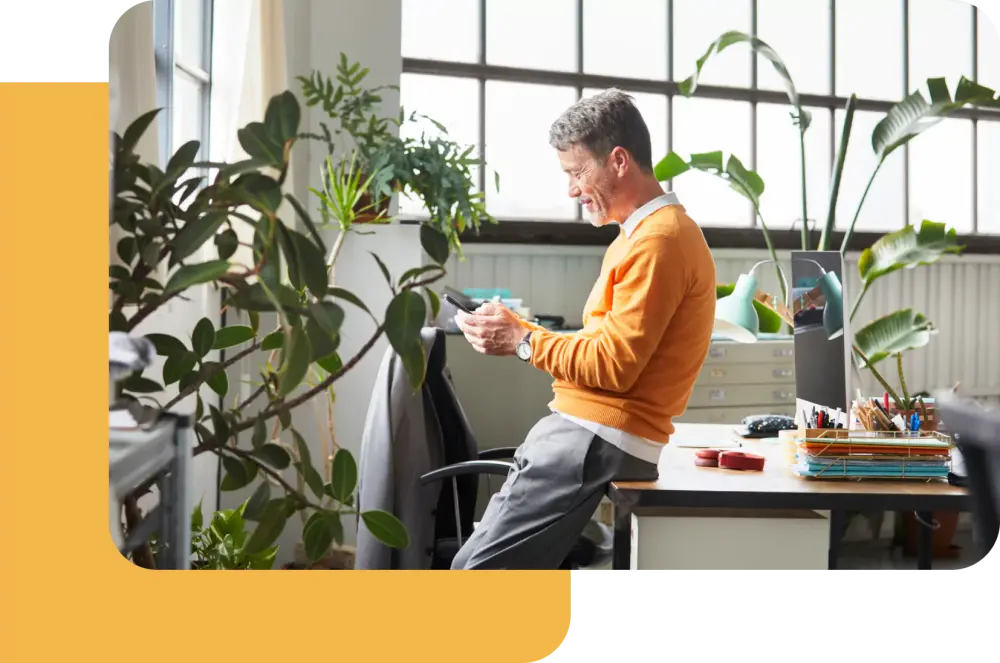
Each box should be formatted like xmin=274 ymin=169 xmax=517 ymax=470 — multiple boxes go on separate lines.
xmin=110 ymin=71 xmax=493 ymax=567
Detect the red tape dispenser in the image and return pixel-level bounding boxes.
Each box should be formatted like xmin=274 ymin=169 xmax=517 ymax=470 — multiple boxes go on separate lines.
xmin=694 ymin=449 xmax=765 ymax=471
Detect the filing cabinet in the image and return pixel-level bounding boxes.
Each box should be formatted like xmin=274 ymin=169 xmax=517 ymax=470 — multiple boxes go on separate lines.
xmin=676 ymin=337 xmax=796 ymax=423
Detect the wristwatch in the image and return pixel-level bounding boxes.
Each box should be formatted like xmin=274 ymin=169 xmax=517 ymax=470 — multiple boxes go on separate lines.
xmin=515 ymin=332 xmax=533 ymax=362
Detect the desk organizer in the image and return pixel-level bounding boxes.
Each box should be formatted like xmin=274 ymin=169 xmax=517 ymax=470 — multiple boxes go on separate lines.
xmin=792 ymin=428 xmax=953 ymax=481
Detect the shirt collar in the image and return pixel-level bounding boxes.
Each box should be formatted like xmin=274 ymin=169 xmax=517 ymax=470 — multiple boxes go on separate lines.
xmin=619 ymin=192 xmax=680 ymax=238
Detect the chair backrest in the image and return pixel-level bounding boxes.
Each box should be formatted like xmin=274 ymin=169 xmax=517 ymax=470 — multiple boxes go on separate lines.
xmin=936 ymin=392 xmax=1000 ymax=558
xmin=423 ymin=328 xmax=480 ymax=540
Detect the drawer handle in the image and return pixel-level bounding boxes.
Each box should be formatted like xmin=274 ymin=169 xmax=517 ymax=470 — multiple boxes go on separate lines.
xmin=773 ymin=348 xmax=793 ymax=357
xmin=772 ymin=368 xmax=793 ymax=378
xmin=710 ymin=368 xmax=726 ymax=378
xmin=710 ymin=389 xmax=726 ymax=401
xmin=773 ymin=391 xmax=795 ymax=401
xmin=709 ymin=348 xmax=727 ymax=359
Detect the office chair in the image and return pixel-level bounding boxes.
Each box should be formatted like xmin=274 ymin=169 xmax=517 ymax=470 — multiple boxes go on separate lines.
xmin=419 ymin=327 xmax=613 ymax=570
xmin=936 ymin=392 xmax=1000 ymax=559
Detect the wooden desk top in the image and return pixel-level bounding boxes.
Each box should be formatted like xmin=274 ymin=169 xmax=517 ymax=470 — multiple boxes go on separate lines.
xmin=610 ymin=424 xmax=968 ymax=512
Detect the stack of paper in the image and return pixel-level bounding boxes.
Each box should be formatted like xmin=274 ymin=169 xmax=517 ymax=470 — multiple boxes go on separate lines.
xmin=792 ymin=434 xmax=952 ymax=480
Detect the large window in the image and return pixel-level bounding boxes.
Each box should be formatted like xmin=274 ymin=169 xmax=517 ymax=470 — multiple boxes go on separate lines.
xmin=401 ymin=0 xmax=1000 ymax=236
xmin=154 ymin=0 xmax=213 ymax=167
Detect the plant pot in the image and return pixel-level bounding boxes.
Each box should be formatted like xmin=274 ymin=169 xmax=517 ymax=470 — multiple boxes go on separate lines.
xmin=291 ymin=542 xmax=356 ymax=569
xmin=898 ymin=510 xmax=961 ymax=560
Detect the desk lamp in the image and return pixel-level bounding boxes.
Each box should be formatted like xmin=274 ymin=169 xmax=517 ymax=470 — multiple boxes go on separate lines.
xmin=714 ymin=258 xmax=843 ymax=343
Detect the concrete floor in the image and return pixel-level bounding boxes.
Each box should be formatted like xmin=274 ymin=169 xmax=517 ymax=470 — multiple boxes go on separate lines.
xmin=836 ymin=530 xmax=983 ymax=570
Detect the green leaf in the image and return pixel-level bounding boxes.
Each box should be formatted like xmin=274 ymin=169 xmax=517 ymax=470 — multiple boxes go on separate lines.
xmin=690 ymin=151 xmax=724 ymax=171
xmin=237 ymin=121 xmax=284 ymax=166
xmin=715 ymin=284 xmax=783 ymax=334
xmin=679 ymin=30 xmax=811 ymax=130
xmin=317 ymin=353 xmax=343 ymax=374
xmin=121 ymin=375 xmax=164 ymax=394
xmin=306 ymin=319 xmax=339 ymax=361
xmin=210 ymin=405 xmax=230 ymax=444
xmin=117 ymin=237 xmax=138 ymax=265
xmin=854 ymin=309 xmax=936 ymax=366
xmin=264 ymin=90 xmax=302 ymax=143
xmin=218 ymin=158 xmax=270 ymax=181
xmin=385 ymin=291 xmax=428 ymax=390
xmin=725 ymin=154 xmax=765 ymax=206
xmin=370 ymin=251 xmax=392 ymax=286
xmin=162 ymin=351 xmax=197 ymax=386
xmin=653 ymin=152 xmax=690 ymax=181
xmin=328 ymin=286 xmax=373 ymax=317
xmin=424 ymin=287 xmax=441 ymax=320
xmin=330 ymin=449 xmax=358 ymax=503
xmin=213 ymin=325 xmax=254 ymax=349
xmin=420 ymin=224 xmax=450 ymax=264
xmin=251 ymin=417 xmax=267 ymax=449
xmin=109 ymin=310 xmax=128 ymax=332
xmin=288 ymin=229 xmax=329 ymax=298
xmin=221 ymin=456 xmax=251 ymax=491
xmin=204 ymin=362 xmax=229 ymax=397
xmin=243 ymin=500 xmax=288 ymax=555
xmin=121 ymin=108 xmax=162 ymax=154
xmin=243 ymin=481 xmax=271 ymax=521
xmin=215 ymin=228 xmax=239 ymax=260
xmin=235 ymin=173 xmax=283 ymax=213
xmin=227 ymin=282 xmax=300 ymax=312
xmin=398 ymin=265 xmax=440 ymax=287
xmin=276 ymin=325 xmax=311 ymax=398
xmin=873 ymin=77 xmax=998 ymax=162
xmin=144 ymin=333 xmax=187 ymax=357
xmin=858 ymin=221 xmax=963 ymax=289
xmin=166 ymin=139 xmax=201 ymax=177
xmin=278 ymin=409 xmax=292 ymax=430
xmin=261 ymin=330 xmax=284 ymax=350
xmin=303 ymin=511 xmax=342 ymax=563
xmin=285 ymin=193 xmax=327 ymax=253
xmin=172 ymin=212 xmax=227 ymax=263
xmin=299 ymin=462 xmax=325 ymax=500
xmin=291 ymin=428 xmax=312 ymax=466
xmin=255 ymin=443 xmax=291 ymax=470
xmin=361 ymin=510 xmax=409 ymax=549
xmin=309 ymin=301 xmax=345 ymax=336
xmin=164 ymin=260 xmax=230 ymax=295
xmin=178 ymin=368 xmax=201 ymax=394
xmin=191 ymin=317 xmax=216 ymax=358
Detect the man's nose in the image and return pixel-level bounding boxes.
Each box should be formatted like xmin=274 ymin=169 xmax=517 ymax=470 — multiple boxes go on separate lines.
xmin=568 ymin=182 xmax=581 ymax=198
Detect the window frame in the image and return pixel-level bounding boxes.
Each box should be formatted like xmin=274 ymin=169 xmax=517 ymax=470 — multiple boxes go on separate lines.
xmin=400 ymin=0 xmax=1000 ymax=250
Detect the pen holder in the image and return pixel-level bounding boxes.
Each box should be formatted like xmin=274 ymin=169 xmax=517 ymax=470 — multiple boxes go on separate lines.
xmin=887 ymin=406 xmax=938 ymax=432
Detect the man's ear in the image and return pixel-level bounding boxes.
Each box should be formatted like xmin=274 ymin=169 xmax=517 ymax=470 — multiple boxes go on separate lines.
xmin=610 ymin=146 xmax=630 ymax=177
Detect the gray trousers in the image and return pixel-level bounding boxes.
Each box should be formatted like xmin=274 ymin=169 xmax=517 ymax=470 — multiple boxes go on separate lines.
xmin=451 ymin=413 xmax=659 ymax=570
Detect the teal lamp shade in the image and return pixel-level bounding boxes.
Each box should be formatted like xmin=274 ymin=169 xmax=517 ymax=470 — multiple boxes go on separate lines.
xmin=817 ymin=271 xmax=844 ymax=340
xmin=714 ymin=273 xmax=759 ymax=343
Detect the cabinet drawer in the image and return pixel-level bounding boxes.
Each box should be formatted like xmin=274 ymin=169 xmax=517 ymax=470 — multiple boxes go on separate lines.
xmin=698 ymin=362 xmax=795 ymax=386
xmin=676 ymin=405 xmax=797 ymax=424
xmin=703 ymin=341 xmax=794 ymax=365
xmin=686 ymin=384 xmax=796 ymax=408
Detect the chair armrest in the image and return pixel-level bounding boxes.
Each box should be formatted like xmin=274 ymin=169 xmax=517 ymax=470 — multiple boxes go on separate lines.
xmin=478 ymin=447 xmax=518 ymax=460
xmin=420 ymin=460 xmax=514 ymax=485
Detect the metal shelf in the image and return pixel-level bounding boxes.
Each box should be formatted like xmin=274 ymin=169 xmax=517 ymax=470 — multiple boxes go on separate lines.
xmin=109 ymin=412 xmax=192 ymax=570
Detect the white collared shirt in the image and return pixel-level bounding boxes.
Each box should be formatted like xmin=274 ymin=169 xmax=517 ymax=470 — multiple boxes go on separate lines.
xmin=553 ymin=191 xmax=682 ymax=465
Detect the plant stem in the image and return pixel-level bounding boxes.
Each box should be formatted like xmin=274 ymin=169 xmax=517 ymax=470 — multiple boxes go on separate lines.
xmin=840 ymin=160 xmax=882 ymax=254
xmin=221 ymin=446 xmax=326 ymax=512
xmin=849 ymin=283 xmax=870 ymax=322
xmin=754 ymin=206 xmax=787 ymax=304
xmin=236 ymin=383 xmax=269 ymax=411
xmin=124 ymin=290 xmax=182 ymax=332
xmin=162 ymin=339 xmax=262 ymax=410
xmin=897 ymin=353 xmax=911 ymax=410
xmin=853 ymin=345 xmax=904 ymax=410
xmin=821 ymin=94 xmax=856 ymax=251
xmin=798 ymin=127 xmax=809 ymax=250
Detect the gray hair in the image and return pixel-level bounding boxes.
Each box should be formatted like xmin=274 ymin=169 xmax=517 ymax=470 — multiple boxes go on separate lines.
xmin=548 ymin=88 xmax=653 ymax=172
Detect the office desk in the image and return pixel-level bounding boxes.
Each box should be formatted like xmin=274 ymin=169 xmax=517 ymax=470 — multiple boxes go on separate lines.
xmin=609 ymin=424 xmax=969 ymax=570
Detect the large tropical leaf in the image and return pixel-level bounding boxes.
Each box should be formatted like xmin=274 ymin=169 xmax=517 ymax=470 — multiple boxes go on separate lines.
xmin=654 ymin=151 xmax=764 ymax=207
xmin=854 ymin=309 xmax=936 ymax=366
xmin=678 ymin=30 xmax=811 ymax=131
xmin=857 ymin=220 xmax=963 ymax=289
xmin=873 ymin=77 xmax=999 ymax=162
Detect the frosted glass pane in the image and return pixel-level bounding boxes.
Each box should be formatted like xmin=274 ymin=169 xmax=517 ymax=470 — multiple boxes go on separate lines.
xmin=671 ymin=97 xmax=753 ymax=226
xmin=174 ymin=0 xmax=206 ymax=69
xmin=672 ymin=0 xmax=752 ymax=88
xmin=583 ymin=0 xmax=667 ymax=79
xmin=833 ymin=109 xmax=905 ymax=232
xmin=487 ymin=0 xmax=577 ymax=72
xmin=402 ymin=0 xmax=479 ymax=62
xmin=583 ymin=88 xmax=668 ymax=166
xmin=756 ymin=104 xmax=832 ymax=230
xmin=979 ymin=8 xmax=1000 ymax=91
xmin=399 ymin=75 xmax=480 ymax=217
xmin=172 ymin=70 xmax=204 ymax=154
xmin=908 ymin=0 xmax=973 ymax=91
xmin=485 ymin=82 xmax=577 ymax=219
xmin=757 ymin=0 xmax=830 ymax=95
xmin=908 ymin=118 xmax=973 ymax=232
xmin=977 ymin=121 xmax=1000 ymax=233
xmin=836 ymin=0 xmax=904 ymax=100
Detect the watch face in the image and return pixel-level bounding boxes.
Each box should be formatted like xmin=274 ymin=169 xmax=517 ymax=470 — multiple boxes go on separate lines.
xmin=516 ymin=342 xmax=530 ymax=360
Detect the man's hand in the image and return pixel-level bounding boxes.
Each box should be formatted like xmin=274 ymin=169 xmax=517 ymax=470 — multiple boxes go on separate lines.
xmin=455 ymin=302 xmax=527 ymax=356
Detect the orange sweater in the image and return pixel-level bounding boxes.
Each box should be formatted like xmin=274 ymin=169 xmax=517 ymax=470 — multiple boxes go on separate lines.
xmin=523 ymin=204 xmax=716 ymax=444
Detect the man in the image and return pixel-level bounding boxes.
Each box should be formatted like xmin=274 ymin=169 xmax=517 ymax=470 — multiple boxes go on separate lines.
xmin=452 ymin=89 xmax=716 ymax=570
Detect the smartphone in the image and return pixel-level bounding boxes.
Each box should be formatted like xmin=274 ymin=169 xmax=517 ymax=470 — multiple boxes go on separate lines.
xmin=443 ymin=293 xmax=474 ymax=314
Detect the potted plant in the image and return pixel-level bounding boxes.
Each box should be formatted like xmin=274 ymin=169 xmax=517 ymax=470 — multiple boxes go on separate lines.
xmin=110 ymin=60 xmax=495 ymax=568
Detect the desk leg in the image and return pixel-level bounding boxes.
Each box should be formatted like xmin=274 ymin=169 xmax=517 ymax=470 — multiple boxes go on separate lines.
xmin=828 ymin=510 xmax=847 ymax=570
xmin=613 ymin=504 xmax=631 ymax=570
xmin=916 ymin=511 xmax=934 ymax=570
